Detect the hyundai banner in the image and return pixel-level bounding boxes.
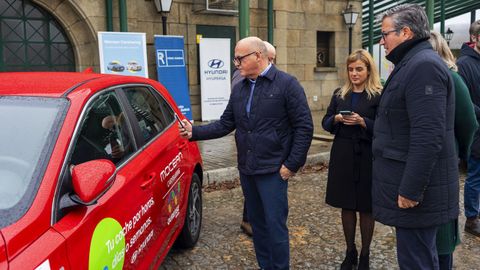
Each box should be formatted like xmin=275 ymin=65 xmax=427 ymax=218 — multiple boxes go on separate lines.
xmin=154 ymin=35 xmax=193 ymax=120
xmin=98 ymin=32 xmax=148 ymax=78
xmin=199 ymin=38 xmax=231 ymax=121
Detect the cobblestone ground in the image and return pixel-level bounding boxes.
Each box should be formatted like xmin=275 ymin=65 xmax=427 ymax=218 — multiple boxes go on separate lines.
xmin=160 ymin=166 xmax=480 ymax=269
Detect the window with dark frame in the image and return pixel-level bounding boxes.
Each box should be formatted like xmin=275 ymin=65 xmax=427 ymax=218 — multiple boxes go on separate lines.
xmin=123 ymin=87 xmax=175 ymax=143
xmin=0 ymin=0 xmax=75 ymax=71
xmin=316 ymin=31 xmax=335 ymax=68
xmin=70 ymin=91 xmax=135 ymax=166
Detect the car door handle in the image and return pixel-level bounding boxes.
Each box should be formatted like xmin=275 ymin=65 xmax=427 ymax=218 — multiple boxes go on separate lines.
xmin=141 ymin=173 xmax=156 ymax=189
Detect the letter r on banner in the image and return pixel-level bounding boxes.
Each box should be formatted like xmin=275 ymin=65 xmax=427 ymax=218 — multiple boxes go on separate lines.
xmin=157 ymin=50 xmax=166 ymax=66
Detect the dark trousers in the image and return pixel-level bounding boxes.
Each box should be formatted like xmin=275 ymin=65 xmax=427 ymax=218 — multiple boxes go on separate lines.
xmin=243 ymin=200 xmax=248 ymax=222
xmin=240 ymin=172 xmax=289 ymax=270
xmin=396 ymin=226 xmax=439 ymax=270
xmin=438 ymin=254 xmax=453 ymax=270
xmin=465 ymin=156 xmax=480 ymax=218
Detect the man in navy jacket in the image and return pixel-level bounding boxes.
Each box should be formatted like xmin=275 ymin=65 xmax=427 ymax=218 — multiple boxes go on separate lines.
xmin=180 ymin=36 xmax=313 ymax=270
xmin=458 ymin=20 xmax=480 ymax=237
xmin=236 ymin=41 xmax=277 ymax=238
xmin=373 ymin=4 xmax=458 ymax=269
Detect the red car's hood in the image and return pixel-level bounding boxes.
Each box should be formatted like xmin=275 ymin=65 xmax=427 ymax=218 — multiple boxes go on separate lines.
xmin=0 ymin=231 xmax=7 ymax=269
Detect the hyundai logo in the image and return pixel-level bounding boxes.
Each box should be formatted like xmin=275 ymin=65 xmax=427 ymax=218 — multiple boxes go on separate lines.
xmin=208 ymin=59 xmax=224 ymax=69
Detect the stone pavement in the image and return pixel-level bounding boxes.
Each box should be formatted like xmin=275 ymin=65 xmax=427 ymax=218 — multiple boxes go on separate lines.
xmin=158 ymin=131 xmax=480 ymax=269
xmin=161 ymin=165 xmax=480 ymax=269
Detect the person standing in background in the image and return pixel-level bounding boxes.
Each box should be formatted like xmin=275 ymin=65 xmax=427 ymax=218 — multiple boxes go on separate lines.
xmin=429 ymin=30 xmax=478 ymax=270
xmin=322 ymin=49 xmax=382 ymax=270
xmin=457 ymin=20 xmax=480 ymax=238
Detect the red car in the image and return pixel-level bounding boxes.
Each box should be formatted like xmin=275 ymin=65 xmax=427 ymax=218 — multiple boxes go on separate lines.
xmin=0 ymin=72 xmax=203 ymax=270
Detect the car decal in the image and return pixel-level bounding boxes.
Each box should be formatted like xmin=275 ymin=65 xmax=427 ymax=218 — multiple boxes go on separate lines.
xmin=89 ymin=218 xmax=125 ymax=270
xmin=160 ymin=152 xmax=183 ymax=182
xmin=167 ymin=182 xmax=181 ymax=225
xmin=89 ymin=197 xmax=155 ymax=269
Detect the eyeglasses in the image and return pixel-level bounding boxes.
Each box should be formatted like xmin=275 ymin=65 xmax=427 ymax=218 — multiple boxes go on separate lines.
xmin=233 ymin=51 xmax=257 ymax=66
xmin=381 ymin=29 xmax=398 ymax=40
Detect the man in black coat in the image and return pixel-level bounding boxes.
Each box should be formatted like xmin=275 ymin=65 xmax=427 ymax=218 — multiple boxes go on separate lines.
xmin=457 ymin=20 xmax=480 ymax=237
xmin=372 ymin=4 xmax=458 ymax=269
xmin=179 ymin=36 xmax=313 ymax=270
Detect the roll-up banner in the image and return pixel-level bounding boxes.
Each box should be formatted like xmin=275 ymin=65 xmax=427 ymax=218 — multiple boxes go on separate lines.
xmin=98 ymin=32 xmax=148 ymax=78
xmin=199 ymin=38 xmax=231 ymax=121
xmin=154 ymin=35 xmax=193 ymax=120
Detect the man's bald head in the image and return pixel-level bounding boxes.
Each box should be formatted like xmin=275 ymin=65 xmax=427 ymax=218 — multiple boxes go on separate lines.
xmin=234 ymin=36 xmax=269 ymax=79
xmin=263 ymin=41 xmax=276 ymax=63
xmin=236 ymin=37 xmax=267 ymax=57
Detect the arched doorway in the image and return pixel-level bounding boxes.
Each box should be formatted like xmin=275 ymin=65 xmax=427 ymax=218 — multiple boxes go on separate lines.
xmin=0 ymin=0 xmax=75 ymax=71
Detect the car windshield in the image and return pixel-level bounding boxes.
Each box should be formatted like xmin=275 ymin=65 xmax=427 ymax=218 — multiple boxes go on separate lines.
xmin=0 ymin=96 xmax=67 ymax=228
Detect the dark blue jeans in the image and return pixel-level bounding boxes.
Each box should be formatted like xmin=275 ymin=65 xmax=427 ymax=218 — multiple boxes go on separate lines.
xmin=240 ymin=172 xmax=289 ymax=270
xmin=465 ymin=156 xmax=480 ymax=218
xmin=396 ymin=226 xmax=439 ymax=270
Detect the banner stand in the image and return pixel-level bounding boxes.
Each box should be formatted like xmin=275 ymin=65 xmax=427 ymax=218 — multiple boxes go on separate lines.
xmin=154 ymin=35 xmax=193 ymax=121
xmin=199 ymin=38 xmax=231 ymax=121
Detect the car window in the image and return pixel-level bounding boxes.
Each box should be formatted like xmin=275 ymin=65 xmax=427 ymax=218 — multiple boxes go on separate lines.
xmin=150 ymin=88 xmax=175 ymax=124
xmin=124 ymin=87 xmax=174 ymax=142
xmin=0 ymin=96 xmax=68 ymax=228
xmin=70 ymin=91 xmax=134 ymax=166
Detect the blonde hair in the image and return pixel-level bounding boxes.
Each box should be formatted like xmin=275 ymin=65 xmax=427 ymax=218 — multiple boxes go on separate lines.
xmin=337 ymin=49 xmax=382 ymax=99
xmin=429 ymin=31 xmax=457 ymax=72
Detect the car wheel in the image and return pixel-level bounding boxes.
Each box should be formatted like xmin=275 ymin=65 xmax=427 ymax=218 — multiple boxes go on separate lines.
xmin=176 ymin=173 xmax=202 ymax=248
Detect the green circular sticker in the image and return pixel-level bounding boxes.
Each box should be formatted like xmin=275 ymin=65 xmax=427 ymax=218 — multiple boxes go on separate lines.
xmin=89 ymin=217 xmax=125 ymax=270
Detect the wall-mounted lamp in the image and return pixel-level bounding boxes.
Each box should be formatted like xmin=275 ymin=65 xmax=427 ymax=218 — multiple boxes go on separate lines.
xmin=342 ymin=4 xmax=359 ymax=54
xmin=154 ymin=0 xmax=173 ymax=35
xmin=444 ymin=27 xmax=454 ymax=46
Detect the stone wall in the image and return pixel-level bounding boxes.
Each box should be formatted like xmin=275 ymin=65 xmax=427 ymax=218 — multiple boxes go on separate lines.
xmin=32 ymin=0 xmax=363 ymax=131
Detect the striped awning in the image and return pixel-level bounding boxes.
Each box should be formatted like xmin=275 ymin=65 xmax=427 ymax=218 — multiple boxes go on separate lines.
xmin=362 ymin=0 xmax=480 ymax=47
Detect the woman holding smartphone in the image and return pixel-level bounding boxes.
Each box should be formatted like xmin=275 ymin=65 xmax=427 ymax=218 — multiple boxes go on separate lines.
xmin=322 ymin=49 xmax=382 ymax=270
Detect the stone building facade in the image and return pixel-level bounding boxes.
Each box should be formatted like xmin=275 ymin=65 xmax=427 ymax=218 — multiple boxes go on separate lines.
xmin=2 ymin=0 xmax=363 ymax=130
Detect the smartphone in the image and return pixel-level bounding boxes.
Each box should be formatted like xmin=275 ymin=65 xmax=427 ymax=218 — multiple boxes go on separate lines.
xmin=339 ymin=110 xmax=353 ymax=116
xmin=175 ymin=113 xmax=185 ymax=128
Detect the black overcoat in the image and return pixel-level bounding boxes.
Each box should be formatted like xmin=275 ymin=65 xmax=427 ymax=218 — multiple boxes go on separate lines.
xmin=372 ymin=41 xmax=459 ymax=228
xmin=322 ymin=89 xmax=380 ymax=211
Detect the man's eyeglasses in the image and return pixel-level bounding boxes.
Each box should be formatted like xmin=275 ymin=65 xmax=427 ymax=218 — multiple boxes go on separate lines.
xmin=381 ymin=29 xmax=398 ymax=40
xmin=233 ymin=51 xmax=257 ymax=66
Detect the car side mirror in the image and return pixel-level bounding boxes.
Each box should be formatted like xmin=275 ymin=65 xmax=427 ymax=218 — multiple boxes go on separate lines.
xmin=70 ymin=159 xmax=116 ymax=205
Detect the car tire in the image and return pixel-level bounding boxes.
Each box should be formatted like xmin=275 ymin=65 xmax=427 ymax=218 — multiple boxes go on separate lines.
xmin=176 ymin=173 xmax=202 ymax=248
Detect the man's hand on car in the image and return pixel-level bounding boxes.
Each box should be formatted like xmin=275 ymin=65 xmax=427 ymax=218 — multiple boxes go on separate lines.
xmin=179 ymin=119 xmax=192 ymax=139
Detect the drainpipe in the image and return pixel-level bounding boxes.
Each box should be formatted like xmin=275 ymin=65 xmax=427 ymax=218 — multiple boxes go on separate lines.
xmin=440 ymin=0 xmax=445 ymax=35
xmin=267 ymin=0 xmax=273 ymax=44
xmin=368 ymin=0 xmax=373 ymax=54
xmin=119 ymin=0 xmax=128 ymax=32
xmin=106 ymin=0 xmax=113 ymax=31
xmin=426 ymin=0 xmax=434 ymax=30
xmin=239 ymin=0 xmax=249 ymax=39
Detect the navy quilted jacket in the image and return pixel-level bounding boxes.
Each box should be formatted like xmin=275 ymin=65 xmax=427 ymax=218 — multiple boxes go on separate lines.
xmin=192 ymin=65 xmax=313 ymax=175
